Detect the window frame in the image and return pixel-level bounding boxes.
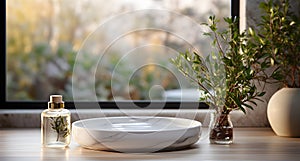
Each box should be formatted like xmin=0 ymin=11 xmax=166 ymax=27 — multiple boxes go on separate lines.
xmin=1 ymin=0 xmax=239 ymax=109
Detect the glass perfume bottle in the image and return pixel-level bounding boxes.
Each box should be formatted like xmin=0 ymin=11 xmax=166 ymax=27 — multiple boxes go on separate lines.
xmin=41 ymin=95 xmax=71 ymax=148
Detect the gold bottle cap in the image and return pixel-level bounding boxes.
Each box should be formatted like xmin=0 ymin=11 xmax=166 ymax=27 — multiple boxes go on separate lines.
xmin=48 ymin=95 xmax=64 ymax=109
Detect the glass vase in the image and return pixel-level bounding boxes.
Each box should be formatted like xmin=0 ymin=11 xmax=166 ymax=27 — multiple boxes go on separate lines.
xmin=209 ymin=112 xmax=233 ymax=144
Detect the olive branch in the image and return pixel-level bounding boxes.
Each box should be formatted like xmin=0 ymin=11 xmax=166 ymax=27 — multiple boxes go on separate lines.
xmin=50 ymin=116 xmax=70 ymax=142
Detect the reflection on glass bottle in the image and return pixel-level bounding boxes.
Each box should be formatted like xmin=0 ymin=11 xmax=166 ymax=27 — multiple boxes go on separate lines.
xmin=209 ymin=112 xmax=233 ymax=144
xmin=41 ymin=95 xmax=70 ymax=148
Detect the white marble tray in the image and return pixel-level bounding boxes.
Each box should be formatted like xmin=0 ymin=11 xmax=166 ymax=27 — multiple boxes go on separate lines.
xmin=72 ymin=116 xmax=202 ymax=153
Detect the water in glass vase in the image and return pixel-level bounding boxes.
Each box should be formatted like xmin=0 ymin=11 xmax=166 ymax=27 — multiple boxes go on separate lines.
xmin=209 ymin=113 xmax=233 ymax=144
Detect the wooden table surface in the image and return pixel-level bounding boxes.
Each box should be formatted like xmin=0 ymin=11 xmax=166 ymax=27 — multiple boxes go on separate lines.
xmin=0 ymin=128 xmax=299 ymax=161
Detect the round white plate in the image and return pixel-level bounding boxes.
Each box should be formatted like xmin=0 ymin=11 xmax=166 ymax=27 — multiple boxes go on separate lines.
xmin=72 ymin=116 xmax=201 ymax=153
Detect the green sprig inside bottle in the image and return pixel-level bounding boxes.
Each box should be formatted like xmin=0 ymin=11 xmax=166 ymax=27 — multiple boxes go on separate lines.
xmin=50 ymin=116 xmax=70 ymax=142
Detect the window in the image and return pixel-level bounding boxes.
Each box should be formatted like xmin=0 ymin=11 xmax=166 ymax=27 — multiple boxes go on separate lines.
xmin=3 ymin=0 xmax=238 ymax=109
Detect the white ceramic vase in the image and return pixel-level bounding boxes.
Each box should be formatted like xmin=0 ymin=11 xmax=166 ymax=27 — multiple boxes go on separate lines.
xmin=267 ymin=88 xmax=300 ymax=137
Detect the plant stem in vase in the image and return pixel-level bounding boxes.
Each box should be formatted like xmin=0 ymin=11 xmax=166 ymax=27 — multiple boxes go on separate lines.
xmin=171 ymin=15 xmax=269 ymax=145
